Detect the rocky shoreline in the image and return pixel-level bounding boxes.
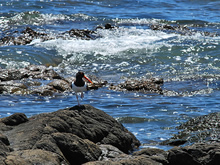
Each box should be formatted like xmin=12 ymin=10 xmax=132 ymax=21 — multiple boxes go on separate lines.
xmin=0 ymin=65 xmax=163 ymax=96
xmin=0 ymin=104 xmax=219 ymax=165
xmin=0 ymin=66 xmax=220 ymax=164
xmin=1 ymin=23 xmax=218 ymax=47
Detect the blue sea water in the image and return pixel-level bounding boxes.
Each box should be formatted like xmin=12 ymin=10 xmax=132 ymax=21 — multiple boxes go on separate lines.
xmin=0 ymin=0 xmax=220 ymax=150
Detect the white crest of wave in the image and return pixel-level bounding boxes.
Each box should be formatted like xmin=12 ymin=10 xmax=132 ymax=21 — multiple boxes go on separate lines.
xmin=35 ymin=27 xmax=175 ymax=58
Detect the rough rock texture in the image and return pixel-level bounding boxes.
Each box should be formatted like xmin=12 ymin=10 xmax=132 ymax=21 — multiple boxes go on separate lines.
xmin=1 ymin=23 xmax=218 ymax=46
xmin=162 ymin=112 xmax=220 ymax=146
xmin=109 ymin=78 xmax=163 ymax=94
xmin=151 ymin=24 xmax=218 ymax=37
xmin=0 ymin=105 xmax=140 ymax=165
xmin=167 ymin=143 xmax=220 ymax=165
xmin=0 ymin=106 xmax=220 ymax=164
xmin=0 ymin=65 xmax=61 ymax=82
xmin=0 ymin=65 xmax=106 ymax=95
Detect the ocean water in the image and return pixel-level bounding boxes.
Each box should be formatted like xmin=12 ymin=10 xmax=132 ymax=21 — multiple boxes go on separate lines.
xmin=0 ymin=0 xmax=220 ymax=150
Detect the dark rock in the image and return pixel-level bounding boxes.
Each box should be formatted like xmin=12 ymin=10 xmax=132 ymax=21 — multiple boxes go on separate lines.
xmin=0 ymin=105 xmax=140 ymax=164
xmin=109 ymin=78 xmax=163 ymax=94
xmin=0 ymin=113 xmax=28 ymax=126
xmin=0 ymin=134 xmax=10 ymax=146
xmin=52 ymin=132 xmax=101 ymax=165
xmin=133 ymin=148 xmax=167 ymax=157
xmin=96 ymin=23 xmax=117 ymax=30
xmin=162 ymin=112 xmax=220 ymax=146
xmin=68 ymin=29 xmax=95 ymax=39
xmin=161 ymin=139 xmax=187 ymax=146
xmin=168 ymin=147 xmax=201 ymax=165
xmin=151 ymin=24 xmax=218 ymax=37
xmin=167 ymin=143 xmax=220 ymax=165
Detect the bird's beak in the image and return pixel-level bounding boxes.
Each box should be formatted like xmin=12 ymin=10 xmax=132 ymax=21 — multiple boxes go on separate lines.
xmin=84 ymin=75 xmax=93 ymax=84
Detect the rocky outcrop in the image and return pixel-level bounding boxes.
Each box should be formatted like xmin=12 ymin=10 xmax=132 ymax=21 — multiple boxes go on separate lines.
xmin=0 ymin=65 xmax=106 ymax=95
xmin=1 ymin=23 xmax=218 ymax=46
xmin=0 ymin=27 xmax=96 ymax=46
xmin=0 ymin=105 xmax=220 ymax=164
xmin=109 ymin=78 xmax=163 ymax=94
xmin=161 ymin=112 xmax=220 ymax=146
xmin=0 ymin=105 xmax=140 ymax=165
xmin=151 ymin=24 xmax=218 ymax=37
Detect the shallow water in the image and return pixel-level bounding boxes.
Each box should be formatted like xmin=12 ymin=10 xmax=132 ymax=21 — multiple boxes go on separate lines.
xmin=0 ymin=0 xmax=220 ymax=150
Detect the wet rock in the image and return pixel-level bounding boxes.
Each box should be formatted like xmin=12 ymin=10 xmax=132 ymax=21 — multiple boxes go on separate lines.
xmin=96 ymin=23 xmax=117 ymax=30
xmin=0 ymin=27 xmax=95 ymax=46
xmin=0 ymin=27 xmax=51 ymax=46
xmin=0 ymin=80 xmax=28 ymax=94
xmin=30 ymin=85 xmax=56 ymax=96
xmin=0 ymin=65 xmax=62 ymax=81
xmin=67 ymin=29 xmax=95 ymax=40
xmin=0 ymin=113 xmax=28 ymax=126
xmin=109 ymin=78 xmax=163 ymax=94
xmin=0 ymin=65 xmax=107 ymax=95
xmin=48 ymin=79 xmax=71 ymax=92
xmin=151 ymin=24 xmax=218 ymax=37
xmin=162 ymin=112 xmax=220 ymax=146
xmin=167 ymin=143 xmax=220 ymax=165
xmin=0 ymin=105 xmax=140 ymax=164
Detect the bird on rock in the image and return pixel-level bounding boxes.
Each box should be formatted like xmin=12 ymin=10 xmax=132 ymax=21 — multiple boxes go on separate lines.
xmin=71 ymin=71 xmax=93 ymax=106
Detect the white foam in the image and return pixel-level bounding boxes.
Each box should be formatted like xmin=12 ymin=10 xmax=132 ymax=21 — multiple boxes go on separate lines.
xmin=36 ymin=27 xmax=175 ymax=58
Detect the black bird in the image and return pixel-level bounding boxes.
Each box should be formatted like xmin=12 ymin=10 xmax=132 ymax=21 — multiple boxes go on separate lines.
xmin=71 ymin=71 xmax=93 ymax=106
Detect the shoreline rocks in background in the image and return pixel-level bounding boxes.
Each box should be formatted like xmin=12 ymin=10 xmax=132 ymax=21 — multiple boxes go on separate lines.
xmin=1 ymin=23 xmax=218 ymax=46
xmin=0 ymin=65 xmax=106 ymax=95
xmin=109 ymin=78 xmax=164 ymax=94
xmin=151 ymin=24 xmax=218 ymax=37
xmin=161 ymin=112 xmax=220 ymax=146
xmin=0 ymin=65 xmax=163 ymax=95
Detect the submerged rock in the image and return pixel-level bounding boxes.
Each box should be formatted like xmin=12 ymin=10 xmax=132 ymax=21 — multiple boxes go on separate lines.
xmin=0 ymin=105 xmax=140 ymax=165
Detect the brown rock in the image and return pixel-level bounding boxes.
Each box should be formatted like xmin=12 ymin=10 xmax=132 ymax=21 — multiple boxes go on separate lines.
xmin=109 ymin=78 xmax=163 ymax=94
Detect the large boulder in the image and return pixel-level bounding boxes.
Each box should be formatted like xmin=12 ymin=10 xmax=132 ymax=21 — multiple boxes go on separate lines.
xmin=0 ymin=105 xmax=140 ymax=165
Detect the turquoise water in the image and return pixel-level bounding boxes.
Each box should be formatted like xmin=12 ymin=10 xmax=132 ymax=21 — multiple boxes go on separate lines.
xmin=0 ymin=0 xmax=220 ymax=150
